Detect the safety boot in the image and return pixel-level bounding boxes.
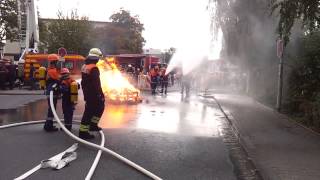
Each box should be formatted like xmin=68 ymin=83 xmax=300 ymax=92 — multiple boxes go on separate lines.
xmin=79 ymin=131 xmax=95 ymax=139
xmin=44 ymin=126 xmax=58 ymax=132
xmin=44 ymin=120 xmax=58 ymax=132
xmin=89 ymin=125 xmax=102 ymax=131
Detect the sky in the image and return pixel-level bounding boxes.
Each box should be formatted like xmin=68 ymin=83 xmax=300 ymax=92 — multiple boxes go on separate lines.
xmin=37 ymin=0 xmax=212 ymax=48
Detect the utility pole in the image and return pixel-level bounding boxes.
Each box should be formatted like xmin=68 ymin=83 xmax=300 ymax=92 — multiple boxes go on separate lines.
xmin=276 ymin=38 xmax=284 ymax=112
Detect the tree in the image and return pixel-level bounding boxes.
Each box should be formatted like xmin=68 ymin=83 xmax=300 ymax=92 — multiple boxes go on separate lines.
xmin=109 ymin=9 xmax=145 ymax=54
xmin=286 ymin=31 xmax=320 ymax=128
xmin=163 ymin=47 xmax=176 ymax=64
xmin=38 ymin=12 xmax=49 ymax=53
xmin=43 ymin=10 xmax=91 ymax=55
xmin=208 ymin=0 xmax=280 ymax=104
xmin=270 ymin=0 xmax=320 ymax=44
xmin=0 ymin=0 xmax=18 ymax=49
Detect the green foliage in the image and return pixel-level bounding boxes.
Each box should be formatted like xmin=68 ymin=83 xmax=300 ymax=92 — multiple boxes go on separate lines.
xmin=109 ymin=9 xmax=145 ymax=54
xmin=208 ymin=0 xmax=280 ymax=105
xmin=270 ymin=0 xmax=320 ymax=44
xmin=287 ymin=31 xmax=320 ymax=128
xmin=0 ymin=0 xmax=18 ymax=47
xmin=209 ymin=0 xmax=274 ymax=68
xmin=163 ymin=47 xmax=176 ymax=64
xmin=42 ymin=10 xmax=91 ymax=55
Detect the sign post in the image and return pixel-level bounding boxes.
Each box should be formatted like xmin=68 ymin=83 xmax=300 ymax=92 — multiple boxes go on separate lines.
xmin=58 ymin=47 xmax=67 ymax=69
xmin=276 ymin=38 xmax=284 ymax=112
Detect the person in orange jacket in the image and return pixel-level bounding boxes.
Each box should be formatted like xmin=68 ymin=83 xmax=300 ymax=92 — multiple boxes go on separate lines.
xmin=149 ymin=67 xmax=159 ymax=95
xmin=160 ymin=66 xmax=169 ymax=94
xmin=44 ymin=54 xmax=60 ymax=132
xmin=60 ymin=68 xmax=77 ymax=131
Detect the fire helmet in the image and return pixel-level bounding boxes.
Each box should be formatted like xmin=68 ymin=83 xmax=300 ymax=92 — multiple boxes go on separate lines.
xmin=61 ymin=68 xmax=70 ymax=74
xmin=86 ymin=48 xmax=102 ymax=64
xmin=88 ymin=48 xmax=103 ymax=58
xmin=48 ymin=54 xmax=59 ymax=61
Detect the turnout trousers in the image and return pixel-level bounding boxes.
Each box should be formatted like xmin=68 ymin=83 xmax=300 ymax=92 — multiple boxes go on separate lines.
xmin=62 ymin=99 xmax=74 ymax=130
xmin=80 ymin=100 xmax=105 ymax=132
xmin=44 ymin=97 xmax=58 ymax=129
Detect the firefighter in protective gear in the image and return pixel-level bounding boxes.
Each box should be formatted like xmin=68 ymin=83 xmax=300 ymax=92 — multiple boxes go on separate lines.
xmin=79 ymin=48 xmax=105 ymax=139
xmin=60 ymin=68 xmax=77 ymax=131
xmin=149 ymin=67 xmax=159 ymax=95
xmin=38 ymin=66 xmax=46 ymax=89
xmin=44 ymin=54 xmax=60 ymax=132
xmin=181 ymin=73 xmax=192 ymax=98
xmin=160 ymin=67 xmax=169 ymax=94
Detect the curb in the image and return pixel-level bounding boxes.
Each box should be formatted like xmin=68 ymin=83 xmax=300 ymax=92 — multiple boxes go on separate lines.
xmin=0 ymin=93 xmax=45 ymax=95
xmin=0 ymin=91 xmax=45 ymax=96
xmin=200 ymin=94 xmax=264 ymax=180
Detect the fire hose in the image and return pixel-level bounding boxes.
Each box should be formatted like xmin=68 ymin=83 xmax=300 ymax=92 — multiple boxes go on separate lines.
xmin=0 ymin=89 xmax=162 ymax=179
xmin=48 ymin=89 xmax=162 ymax=180
xmin=0 ymin=120 xmax=103 ymax=180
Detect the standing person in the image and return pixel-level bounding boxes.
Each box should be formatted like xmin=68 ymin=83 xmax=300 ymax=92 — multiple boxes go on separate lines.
xmin=79 ymin=48 xmax=105 ymax=139
xmin=7 ymin=62 xmax=16 ymax=90
xmin=170 ymin=71 xmax=175 ymax=86
xmin=181 ymin=73 xmax=191 ymax=98
xmin=29 ymin=63 xmax=36 ymax=90
xmin=160 ymin=67 xmax=169 ymax=94
xmin=60 ymin=68 xmax=77 ymax=131
xmin=149 ymin=67 xmax=158 ymax=95
xmin=0 ymin=64 xmax=8 ymax=90
xmin=17 ymin=62 xmax=24 ymax=88
xmin=44 ymin=54 xmax=60 ymax=132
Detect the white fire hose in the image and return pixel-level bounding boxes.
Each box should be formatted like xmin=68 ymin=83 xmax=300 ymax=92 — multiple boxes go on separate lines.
xmin=49 ymin=89 xmax=162 ymax=180
xmin=0 ymin=120 xmax=104 ymax=180
xmin=0 ymin=90 xmax=162 ymax=179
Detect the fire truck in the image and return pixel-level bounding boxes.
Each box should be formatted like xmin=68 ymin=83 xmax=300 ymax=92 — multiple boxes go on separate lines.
xmin=21 ymin=54 xmax=85 ymax=81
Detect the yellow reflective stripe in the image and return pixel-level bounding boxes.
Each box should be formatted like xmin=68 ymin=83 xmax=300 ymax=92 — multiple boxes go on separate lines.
xmin=91 ymin=116 xmax=100 ymax=123
xmin=79 ymin=124 xmax=89 ymax=132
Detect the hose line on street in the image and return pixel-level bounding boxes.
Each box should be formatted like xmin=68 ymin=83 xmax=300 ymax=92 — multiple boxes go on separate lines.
xmin=49 ymin=90 xmax=162 ymax=180
xmin=0 ymin=120 xmax=105 ymax=180
xmin=0 ymin=120 xmax=46 ymax=129
xmin=85 ymin=130 xmax=105 ymax=180
xmin=0 ymin=120 xmax=80 ymax=130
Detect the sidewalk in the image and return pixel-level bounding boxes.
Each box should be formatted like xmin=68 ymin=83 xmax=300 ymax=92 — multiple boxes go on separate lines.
xmin=0 ymin=89 xmax=46 ymax=110
xmin=0 ymin=89 xmax=45 ymax=95
xmin=211 ymin=94 xmax=320 ymax=180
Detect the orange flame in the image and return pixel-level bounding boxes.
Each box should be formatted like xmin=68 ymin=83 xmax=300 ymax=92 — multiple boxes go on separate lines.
xmin=97 ymin=57 xmax=140 ymax=102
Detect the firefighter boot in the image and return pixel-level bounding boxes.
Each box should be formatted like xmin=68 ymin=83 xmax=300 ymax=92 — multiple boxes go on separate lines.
xmin=44 ymin=120 xmax=58 ymax=132
xmin=89 ymin=125 xmax=102 ymax=131
xmin=89 ymin=116 xmax=102 ymax=131
xmin=79 ymin=131 xmax=95 ymax=139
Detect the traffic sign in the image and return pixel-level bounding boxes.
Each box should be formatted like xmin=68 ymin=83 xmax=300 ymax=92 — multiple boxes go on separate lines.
xmin=58 ymin=47 xmax=67 ymax=57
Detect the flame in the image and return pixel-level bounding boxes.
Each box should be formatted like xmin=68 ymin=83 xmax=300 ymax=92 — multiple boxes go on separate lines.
xmin=97 ymin=57 xmax=140 ymax=102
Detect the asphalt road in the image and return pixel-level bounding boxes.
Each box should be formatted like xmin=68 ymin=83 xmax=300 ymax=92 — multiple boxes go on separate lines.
xmin=0 ymin=92 xmax=239 ymax=180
